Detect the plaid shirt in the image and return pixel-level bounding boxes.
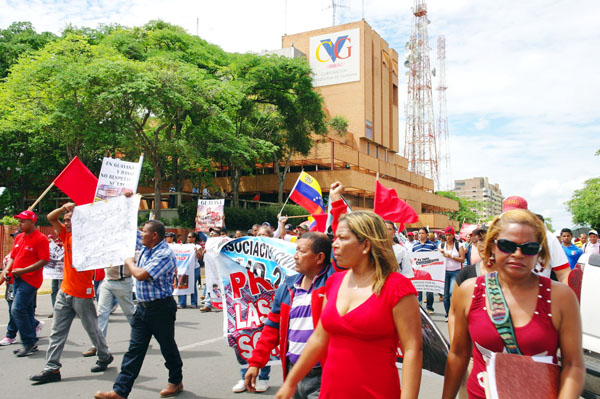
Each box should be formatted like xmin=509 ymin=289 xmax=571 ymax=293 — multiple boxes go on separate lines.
xmin=135 ymin=240 xmax=177 ymax=302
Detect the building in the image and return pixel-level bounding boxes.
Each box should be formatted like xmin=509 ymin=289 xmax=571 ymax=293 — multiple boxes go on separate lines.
xmin=453 ymin=177 xmax=504 ymax=221
xmin=208 ymin=20 xmax=459 ymax=229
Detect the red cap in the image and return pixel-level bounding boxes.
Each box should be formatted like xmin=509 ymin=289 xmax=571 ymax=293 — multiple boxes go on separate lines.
xmin=444 ymin=226 xmax=455 ymax=235
xmin=14 ymin=210 xmax=37 ymax=222
xmin=407 ymin=231 xmax=414 ymax=236
xmin=502 ymin=196 xmax=528 ymax=212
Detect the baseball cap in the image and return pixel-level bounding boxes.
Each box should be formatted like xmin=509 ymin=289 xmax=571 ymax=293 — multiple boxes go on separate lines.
xmin=166 ymin=232 xmax=176 ymax=238
xmin=407 ymin=231 xmax=414 ymax=236
xmin=14 ymin=210 xmax=37 ymax=222
xmin=262 ymin=222 xmax=271 ymax=227
xmin=589 ymin=230 xmax=599 ymax=236
xmin=444 ymin=226 xmax=455 ymax=235
xmin=502 ymin=196 xmax=528 ymax=212
xmin=285 ymin=224 xmax=294 ymax=232
xmin=298 ymin=221 xmax=310 ymax=230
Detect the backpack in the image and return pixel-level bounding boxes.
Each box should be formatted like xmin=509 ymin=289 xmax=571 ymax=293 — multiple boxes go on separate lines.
xmin=441 ymin=240 xmax=460 ymax=253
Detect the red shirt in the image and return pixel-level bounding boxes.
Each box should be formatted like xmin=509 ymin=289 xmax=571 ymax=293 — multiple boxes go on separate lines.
xmin=10 ymin=229 xmax=50 ymax=289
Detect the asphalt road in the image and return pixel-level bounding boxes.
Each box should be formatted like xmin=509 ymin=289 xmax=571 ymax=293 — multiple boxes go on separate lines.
xmin=0 ymin=292 xmax=449 ymax=399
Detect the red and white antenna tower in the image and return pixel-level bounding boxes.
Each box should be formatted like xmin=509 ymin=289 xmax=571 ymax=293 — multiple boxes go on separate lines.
xmin=403 ymin=0 xmax=439 ymax=188
xmin=436 ymin=35 xmax=452 ymax=190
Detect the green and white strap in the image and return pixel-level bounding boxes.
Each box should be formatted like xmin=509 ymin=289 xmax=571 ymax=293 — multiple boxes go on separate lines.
xmin=485 ymin=271 xmax=522 ymax=355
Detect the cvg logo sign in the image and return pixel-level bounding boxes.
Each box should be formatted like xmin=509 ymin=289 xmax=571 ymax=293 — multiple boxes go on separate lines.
xmin=315 ymin=35 xmax=352 ymax=63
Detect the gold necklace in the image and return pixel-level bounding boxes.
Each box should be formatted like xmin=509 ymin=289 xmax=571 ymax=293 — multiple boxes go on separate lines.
xmin=349 ymin=270 xmax=376 ymax=290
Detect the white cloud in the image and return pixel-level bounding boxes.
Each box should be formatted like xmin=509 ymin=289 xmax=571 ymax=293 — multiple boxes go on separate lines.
xmin=1 ymin=0 xmax=598 ymax=228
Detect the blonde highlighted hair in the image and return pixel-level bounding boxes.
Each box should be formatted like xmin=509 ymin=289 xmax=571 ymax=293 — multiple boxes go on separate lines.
xmin=338 ymin=211 xmax=398 ymax=295
xmin=483 ymin=209 xmax=550 ymax=268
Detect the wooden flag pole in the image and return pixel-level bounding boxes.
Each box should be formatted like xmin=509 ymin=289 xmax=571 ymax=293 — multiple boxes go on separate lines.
xmin=28 ymin=182 xmax=55 ymax=211
xmin=285 ymin=214 xmax=311 ymax=220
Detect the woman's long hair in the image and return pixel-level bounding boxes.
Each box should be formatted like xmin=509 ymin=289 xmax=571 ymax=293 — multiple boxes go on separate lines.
xmin=339 ymin=211 xmax=398 ymax=295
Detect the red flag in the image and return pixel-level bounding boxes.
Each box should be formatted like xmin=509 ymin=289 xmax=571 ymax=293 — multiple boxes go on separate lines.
xmin=312 ymin=213 xmax=328 ymax=233
xmin=373 ymin=180 xmax=419 ymax=225
xmin=53 ymin=156 xmax=98 ymax=205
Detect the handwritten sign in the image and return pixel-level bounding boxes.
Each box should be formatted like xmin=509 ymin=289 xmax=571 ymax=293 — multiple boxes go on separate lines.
xmin=95 ymin=156 xmax=143 ymax=200
xmin=72 ymin=195 xmax=141 ymax=271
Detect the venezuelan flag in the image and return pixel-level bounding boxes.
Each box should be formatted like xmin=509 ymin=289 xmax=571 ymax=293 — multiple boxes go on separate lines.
xmin=289 ymin=172 xmax=325 ymax=215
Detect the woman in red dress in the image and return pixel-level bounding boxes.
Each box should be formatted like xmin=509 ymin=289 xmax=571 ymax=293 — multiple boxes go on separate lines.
xmin=276 ymin=211 xmax=422 ymax=399
xmin=442 ymin=209 xmax=585 ymax=398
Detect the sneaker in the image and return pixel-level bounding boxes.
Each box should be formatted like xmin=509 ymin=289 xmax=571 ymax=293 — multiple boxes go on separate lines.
xmin=0 ymin=336 xmax=16 ymax=346
xmin=14 ymin=344 xmax=39 ymax=357
xmin=82 ymin=347 xmax=97 ymax=357
xmin=254 ymin=380 xmax=269 ymax=393
xmin=30 ymin=369 xmax=61 ymax=384
xmin=232 ymin=379 xmax=246 ymax=393
xmin=427 ymin=309 xmax=434 ymax=316
xmin=200 ymin=306 xmax=212 ymax=313
xmin=444 ymin=316 xmax=449 ymax=322
xmin=91 ymin=354 xmax=114 ymax=372
xmin=48 ymin=313 xmax=53 ymax=319
xmin=35 ymin=320 xmax=45 ymax=337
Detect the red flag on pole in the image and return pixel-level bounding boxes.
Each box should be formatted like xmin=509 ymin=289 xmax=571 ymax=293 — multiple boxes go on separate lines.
xmin=53 ymin=156 xmax=98 ymax=205
xmin=312 ymin=213 xmax=328 ymax=233
xmin=373 ymin=180 xmax=419 ymax=227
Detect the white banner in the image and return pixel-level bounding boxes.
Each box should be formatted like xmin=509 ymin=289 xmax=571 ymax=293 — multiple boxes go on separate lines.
xmin=195 ymin=199 xmax=225 ymax=232
xmin=309 ymin=27 xmax=360 ymax=87
xmin=170 ymin=244 xmax=196 ymax=295
xmin=410 ymin=251 xmax=445 ymax=294
xmin=95 ymin=156 xmax=143 ymax=200
xmin=72 ymin=195 xmax=141 ymax=271
xmin=43 ymin=240 xmax=64 ymax=280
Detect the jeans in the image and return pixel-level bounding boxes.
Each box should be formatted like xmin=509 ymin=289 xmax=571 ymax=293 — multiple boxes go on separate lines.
xmin=417 ymin=291 xmax=434 ymax=311
xmin=241 ymin=366 xmax=271 ymax=381
xmin=113 ymin=296 xmax=183 ymax=398
xmin=97 ymin=278 xmax=135 ymax=337
xmin=178 ymin=267 xmax=200 ymax=307
xmin=443 ymin=270 xmax=460 ymax=317
xmin=286 ymin=363 xmax=321 ymax=399
xmin=44 ymin=291 xmax=111 ymax=371
xmin=11 ymin=278 xmax=38 ymax=346
xmin=51 ymin=279 xmax=62 ymax=308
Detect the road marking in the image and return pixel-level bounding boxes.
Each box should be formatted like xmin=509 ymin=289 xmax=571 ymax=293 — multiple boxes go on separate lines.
xmin=179 ymin=336 xmax=223 ymax=351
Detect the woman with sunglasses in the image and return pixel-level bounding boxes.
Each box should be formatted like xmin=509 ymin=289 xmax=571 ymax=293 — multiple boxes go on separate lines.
xmin=442 ymin=209 xmax=584 ymax=399
xmin=275 ymin=211 xmax=422 ymax=399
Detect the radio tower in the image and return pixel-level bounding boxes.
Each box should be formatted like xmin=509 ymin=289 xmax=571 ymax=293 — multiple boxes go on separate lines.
xmin=436 ymin=35 xmax=451 ymax=190
xmin=403 ymin=0 xmax=439 ymax=188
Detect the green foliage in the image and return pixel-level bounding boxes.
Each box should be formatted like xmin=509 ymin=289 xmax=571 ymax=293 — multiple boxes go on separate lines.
xmin=223 ymin=204 xmax=308 ymax=231
xmin=0 ymin=216 xmax=18 ymax=225
xmin=177 ymin=201 xmax=197 ymax=228
xmin=0 ymin=21 xmax=57 ymax=78
xmin=329 ymin=115 xmax=349 ymax=137
xmin=436 ymin=191 xmax=484 ymax=224
xmin=567 ymin=177 xmax=600 ymax=230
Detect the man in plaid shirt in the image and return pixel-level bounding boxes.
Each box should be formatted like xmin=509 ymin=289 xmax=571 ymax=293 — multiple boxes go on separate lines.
xmin=95 ymin=220 xmax=183 ymax=399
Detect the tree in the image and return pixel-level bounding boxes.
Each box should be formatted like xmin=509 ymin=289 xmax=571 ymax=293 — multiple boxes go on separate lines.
xmin=329 ymin=115 xmax=349 ymax=137
xmin=567 ymin=177 xmax=600 ymax=230
xmin=0 ymin=21 xmax=56 ymax=78
xmin=436 ymin=191 xmax=484 ymax=224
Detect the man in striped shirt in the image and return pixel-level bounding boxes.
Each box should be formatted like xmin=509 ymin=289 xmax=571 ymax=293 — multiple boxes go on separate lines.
xmin=412 ymin=227 xmax=438 ymax=315
xmin=244 ymin=232 xmax=334 ymax=399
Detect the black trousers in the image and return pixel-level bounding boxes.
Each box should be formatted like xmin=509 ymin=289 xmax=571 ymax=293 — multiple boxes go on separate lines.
xmin=113 ymin=296 xmax=183 ymax=397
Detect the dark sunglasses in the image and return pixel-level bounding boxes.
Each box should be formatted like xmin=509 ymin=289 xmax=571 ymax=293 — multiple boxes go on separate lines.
xmin=495 ymin=239 xmax=541 ymax=256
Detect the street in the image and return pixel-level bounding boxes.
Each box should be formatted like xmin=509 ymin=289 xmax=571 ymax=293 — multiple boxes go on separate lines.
xmin=0 ymin=292 xmax=448 ymax=398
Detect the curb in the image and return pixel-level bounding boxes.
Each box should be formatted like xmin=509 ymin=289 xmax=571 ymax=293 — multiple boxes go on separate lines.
xmin=0 ymin=289 xmax=51 ymax=299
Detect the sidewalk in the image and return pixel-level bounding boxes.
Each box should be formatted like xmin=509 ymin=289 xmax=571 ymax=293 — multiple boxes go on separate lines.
xmin=0 ymin=278 xmax=52 ymax=299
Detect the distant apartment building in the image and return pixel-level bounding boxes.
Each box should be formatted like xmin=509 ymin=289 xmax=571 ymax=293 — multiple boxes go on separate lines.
xmin=453 ymin=177 xmax=504 ymax=221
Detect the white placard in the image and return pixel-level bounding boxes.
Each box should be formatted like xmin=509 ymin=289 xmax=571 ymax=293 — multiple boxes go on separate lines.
xmin=95 ymin=156 xmax=143 ymax=200
xmin=72 ymin=195 xmax=141 ymax=271
xmin=195 ymin=199 xmax=225 ymax=232
xmin=170 ymin=244 xmax=196 ymax=295
xmin=410 ymin=251 xmax=445 ymax=294
xmin=309 ymin=27 xmax=360 ymax=87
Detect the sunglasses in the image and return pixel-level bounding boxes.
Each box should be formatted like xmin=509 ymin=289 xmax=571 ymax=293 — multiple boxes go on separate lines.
xmin=495 ymin=239 xmax=541 ymax=256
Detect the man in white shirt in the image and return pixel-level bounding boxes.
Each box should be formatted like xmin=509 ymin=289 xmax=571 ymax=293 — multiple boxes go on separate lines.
xmin=583 ymin=230 xmax=600 ymax=255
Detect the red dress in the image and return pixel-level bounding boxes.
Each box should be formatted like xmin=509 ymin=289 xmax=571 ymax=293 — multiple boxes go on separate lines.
xmin=319 ymin=271 xmax=417 ymax=398
xmin=467 ymin=275 xmax=559 ymax=399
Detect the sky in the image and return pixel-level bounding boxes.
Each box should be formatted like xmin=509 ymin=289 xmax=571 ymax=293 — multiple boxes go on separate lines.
xmin=1 ymin=0 xmax=599 ymax=231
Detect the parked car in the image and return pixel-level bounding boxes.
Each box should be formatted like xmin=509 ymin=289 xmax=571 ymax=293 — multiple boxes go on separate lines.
xmin=579 ymin=253 xmax=600 ymax=398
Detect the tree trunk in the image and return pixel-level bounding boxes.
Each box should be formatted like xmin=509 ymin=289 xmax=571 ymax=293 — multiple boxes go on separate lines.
xmin=153 ymin=167 xmax=162 ymax=221
xmin=274 ymin=154 xmax=292 ymax=204
xmin=230 ymin=166 xmax=241 ymax=208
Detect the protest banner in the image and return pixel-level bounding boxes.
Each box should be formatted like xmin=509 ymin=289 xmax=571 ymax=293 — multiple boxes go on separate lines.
xmin=204 ymin=237 xmax=231 ymax=310
xmin=169 ymin=244 xmax=196 ymax=295
xmin=459 ymin=223 xmax=478 ymax=241
xmin=72 ymin=195 xmax=141 ymax=271
xmin=195 ymin=199 xmax=225 ymax=232
xmin=410 ymin=251 xmax=445 ymax=294
xmin=211 ymin=236 xmax=297 ymax=368
xmin=43 ymin=239 xmax=64 ymax=280
xmin=95 ymin=155 xmax=143 ymax=200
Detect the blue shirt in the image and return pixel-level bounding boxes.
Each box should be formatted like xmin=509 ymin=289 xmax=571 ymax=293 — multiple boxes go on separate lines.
xmin=562 ymin=244 xmax=583 ymax=269
xmin=136 ymin=240 xmax=177 ymax=302
xmin=412 ymin=240 xmax=438 ymax=252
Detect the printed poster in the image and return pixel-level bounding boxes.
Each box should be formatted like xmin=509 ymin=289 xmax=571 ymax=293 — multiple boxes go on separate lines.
xmin=410 ymin=251 xmax=445 ymax=294
xmin=210 ymin=236 xmax=297 ymax=368
xmin=170 ymin=244 xmax=196 ymax=295
xmin=195 ymin=199 xmax=225 ymax=232
xmin=43 ymin=240 xmax=64 ymax=280
xmin=72 ymin=194 xmax=141 ymax=271
xmin=95 ymin=156 xmax=143 ymax=200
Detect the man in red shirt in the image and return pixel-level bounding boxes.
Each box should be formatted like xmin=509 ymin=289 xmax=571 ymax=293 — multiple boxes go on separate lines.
xmin=30 ymin=203 xmax=113 ymax=384
xmin=0 ymin=210 xmax=49 ymax=357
